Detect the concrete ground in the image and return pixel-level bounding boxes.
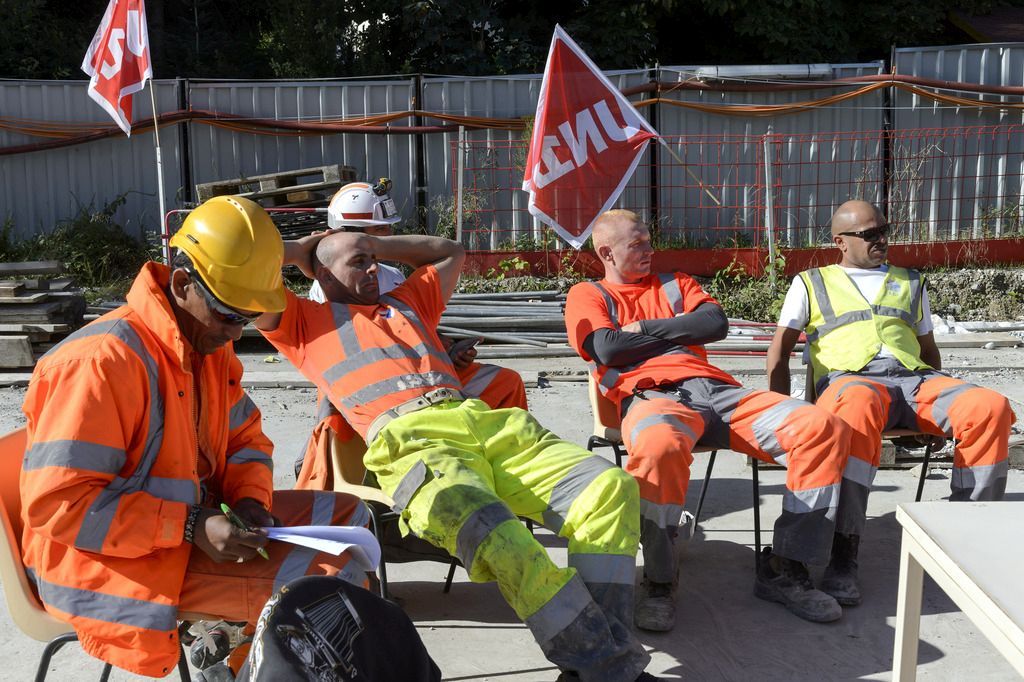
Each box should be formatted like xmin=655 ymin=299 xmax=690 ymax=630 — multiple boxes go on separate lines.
xmin=1 ymin=346 xmax=1023 ymax=681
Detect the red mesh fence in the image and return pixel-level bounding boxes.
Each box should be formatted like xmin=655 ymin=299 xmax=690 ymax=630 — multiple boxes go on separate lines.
xmin=450 ymin=124 xmax=1024 ymax=251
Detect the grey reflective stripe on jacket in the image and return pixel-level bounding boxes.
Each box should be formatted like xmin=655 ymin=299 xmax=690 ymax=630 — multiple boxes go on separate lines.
xmin=340 ymin=371 xmax=463 ymax=411
xmin=31 ymin=571 xmax=178 ymax=631
xmin=33 ymin=319 xmax=182 ymax=552
xmin=324 ymin=342 xmax=453 ymax=386
xmin=228 ymin=394 xmax=258 ymax=431
xmin=322 ymin=296 xmax=457 ymax=409
xmin=804 ymin=267 xmax=922 ymax=342
xmin=227 ymin=448 xmax=273 ymax=469
xmin=656 ymin=273 xmax=685 ymax=315
xmin=589 ymin=282 xmax=621 ymax=329
xmin=23 ymin=440 xmax=126 ymax=476
xmin=329 ymin=302 xmax=363 ymax=356
xmin=587 ymin=276 xmax=696 ymax=396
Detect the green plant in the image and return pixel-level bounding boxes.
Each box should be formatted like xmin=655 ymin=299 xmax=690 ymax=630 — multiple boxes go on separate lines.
xmin=429 ymin=190 xmax=488 ymax=243
xmin=487 ymin=255 xmax=531 ymax=279
xmin=702 ymin=258 xmax=786 ymax=322
xmin=7 ymin=196 xmax=159 ymax=293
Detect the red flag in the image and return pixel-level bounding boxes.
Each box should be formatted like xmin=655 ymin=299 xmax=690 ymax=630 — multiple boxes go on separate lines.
xmin=522 ymin=25 xmax=658 ymax=249
xmin=81 ymin=0 xmax=152 ymax=136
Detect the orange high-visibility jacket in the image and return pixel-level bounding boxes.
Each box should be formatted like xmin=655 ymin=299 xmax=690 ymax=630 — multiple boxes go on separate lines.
xmin=263 ymin=266 xmax=461 ymax=441
xmin=20 ymin=262 xmax=274 ymax=677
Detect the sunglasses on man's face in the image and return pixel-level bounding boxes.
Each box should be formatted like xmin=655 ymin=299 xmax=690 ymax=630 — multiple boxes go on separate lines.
xmin=188 ymin=273 xmax=261 ymax=326
xmin=838 ymin=223 xmax=891 ymax=242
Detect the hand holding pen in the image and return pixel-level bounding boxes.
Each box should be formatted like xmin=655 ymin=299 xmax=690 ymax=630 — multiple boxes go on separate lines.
xmin=221 ymin=503 xmax=270 ymax=560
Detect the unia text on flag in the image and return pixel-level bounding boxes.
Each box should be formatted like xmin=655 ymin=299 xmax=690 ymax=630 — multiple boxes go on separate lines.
xmin=81 ymin=0 xmax=152 ymax=136
xmin=521 ymin=25 xmax=658 ymax=249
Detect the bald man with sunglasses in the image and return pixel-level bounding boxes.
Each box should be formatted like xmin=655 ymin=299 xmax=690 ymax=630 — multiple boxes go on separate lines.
xmin=767 ymin=199 xmax=1015 ymax=608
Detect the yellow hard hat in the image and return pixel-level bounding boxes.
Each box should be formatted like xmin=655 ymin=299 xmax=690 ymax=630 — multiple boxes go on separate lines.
xmin=170 ymin=196 xmax=286 ymax=313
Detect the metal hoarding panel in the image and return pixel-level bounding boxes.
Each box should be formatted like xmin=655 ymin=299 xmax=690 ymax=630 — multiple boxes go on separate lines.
xmin=0 ymin=79 xmax=180 ymax=241
xmin=186 ymin=78 xmax=418 ymax=223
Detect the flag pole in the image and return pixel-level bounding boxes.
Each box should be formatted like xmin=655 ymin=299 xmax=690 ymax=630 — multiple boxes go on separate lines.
xmin=149 ymin=81 xmax=170 ymax=264
xmin=656 ymin=138 xmax=721 ymax=206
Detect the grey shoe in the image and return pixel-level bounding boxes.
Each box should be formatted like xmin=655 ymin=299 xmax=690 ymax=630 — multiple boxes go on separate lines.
xmin=192 ymin=661 xmax=235 ymax=682
xmin=754 ymin=547 xmax=841 ymax=623
xmin=634 ymin=579 xmax=676 ymax=632
xmin=821 ymin=532 xmax=861 ymax=606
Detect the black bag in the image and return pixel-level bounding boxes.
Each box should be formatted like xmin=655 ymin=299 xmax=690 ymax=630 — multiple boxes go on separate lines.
xmin=236 ymin=576 xmax=441 ymax=682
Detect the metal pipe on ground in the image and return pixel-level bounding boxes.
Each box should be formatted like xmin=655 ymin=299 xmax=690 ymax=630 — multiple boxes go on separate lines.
xmin=437 ymin=325 xmax=549 ymax=348
xmin=442 ymin=307 xmax=563 ymax=317
xmin=447 ymin=299 xmax=564 ymax=308
xmin=475 ymin=346 xmax=578 ymax=359
xmin=451 ymin=291 xmax=562 ymax=301
xmin=440 ymin=316 xmax=567 ymax=331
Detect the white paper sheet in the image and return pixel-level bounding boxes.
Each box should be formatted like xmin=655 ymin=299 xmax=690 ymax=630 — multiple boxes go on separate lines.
xmin=263 ymin=525 xmax=381 ymax=570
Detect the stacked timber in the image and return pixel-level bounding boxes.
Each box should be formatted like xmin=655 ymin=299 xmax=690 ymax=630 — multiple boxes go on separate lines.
xmin=0 ymin=261 xmax=86 ymax=368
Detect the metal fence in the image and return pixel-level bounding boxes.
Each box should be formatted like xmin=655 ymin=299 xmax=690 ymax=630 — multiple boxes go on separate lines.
xmin=452 ymin=123 xmax=1024 ymax=249
xmin=1 ymin=44 xmax=1022 ymax=249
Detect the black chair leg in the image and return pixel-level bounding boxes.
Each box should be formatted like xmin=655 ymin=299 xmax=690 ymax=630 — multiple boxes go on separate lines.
xmin=752 ymin=459 xmax=761 ymax=571
xmin=176 ymin=643 xmax=191 ymax=682
xmin=915 ymin=442 xmax=934 ymax=502
xmin=34 ymin=632 xmax=77 ymax=682
xmin=612 ymin=443 xmax=624 ymax=468
xmin=443 ymin=560 xmax=458 ymax=594
xmin=692 ymin=451 xmax=718 ymax=525
xmin=366 ymin=505 xmax=390 ymax=600
xmin=98 ymin=662 xmax=113 ymax=682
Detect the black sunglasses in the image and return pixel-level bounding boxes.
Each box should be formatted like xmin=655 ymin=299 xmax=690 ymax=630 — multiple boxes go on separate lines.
xmin=187 ymin=271 xmax=261 ymax=325
xmin=838 ymin=223 xmax=891 ymax=242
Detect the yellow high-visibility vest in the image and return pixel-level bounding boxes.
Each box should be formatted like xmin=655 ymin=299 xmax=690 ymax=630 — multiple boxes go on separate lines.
xmin=800 ymin=264 xmax=931 ymax=382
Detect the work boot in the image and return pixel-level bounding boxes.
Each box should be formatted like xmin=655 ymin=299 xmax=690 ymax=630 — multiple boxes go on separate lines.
xmin=191 ymin=661 xmax=235 ymax=682
xmin=634 ymin=578 xmax=676 ymax=632
xmin=754 ymin=547 xmax=841 ymax=623
xmin=188 ymin=621 xmax=248 ymax=670
xmin=189 ymin=625 xmax=230 ymax=669
xmin=821 ymin=532 xmax=861 ymax=606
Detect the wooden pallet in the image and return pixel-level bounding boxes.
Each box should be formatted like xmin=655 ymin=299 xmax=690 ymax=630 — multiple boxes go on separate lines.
xmin=0 ymin=271 xmax=86 ymax=366
xmin=195 ymin=164 xmax=357 ymax=208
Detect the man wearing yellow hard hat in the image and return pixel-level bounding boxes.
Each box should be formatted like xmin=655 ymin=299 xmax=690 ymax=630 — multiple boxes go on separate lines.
xmin=19 ymin=196 xmax=371 ymax=679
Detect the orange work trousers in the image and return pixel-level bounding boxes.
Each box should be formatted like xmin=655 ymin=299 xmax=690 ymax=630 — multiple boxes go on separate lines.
xmin=621 ymin=378 xmax=850 ymax=582
xmin=817 ymin=359 xmax=1014 ymax=534
xmin=178 ymin=489 xmax=370 ymax=623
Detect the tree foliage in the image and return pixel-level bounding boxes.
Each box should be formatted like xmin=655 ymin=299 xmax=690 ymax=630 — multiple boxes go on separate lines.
xmin=0 ymin=0 xmax=1017 ymax=81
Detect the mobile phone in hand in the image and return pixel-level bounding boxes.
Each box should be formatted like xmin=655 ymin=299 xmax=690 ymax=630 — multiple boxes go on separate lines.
xmin=448 ymin=337 xmax=481 ymax=357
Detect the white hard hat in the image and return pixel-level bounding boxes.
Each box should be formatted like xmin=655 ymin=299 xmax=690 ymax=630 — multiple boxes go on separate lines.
xmin=327 ymin=179 xmax=401 ymax=229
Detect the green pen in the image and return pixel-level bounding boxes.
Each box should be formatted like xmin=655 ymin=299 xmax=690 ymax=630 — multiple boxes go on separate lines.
xmin=220 ymin=503 xmax=270 ymax=560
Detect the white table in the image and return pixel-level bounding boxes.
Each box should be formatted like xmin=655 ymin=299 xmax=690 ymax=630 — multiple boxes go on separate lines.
xmin=893 ymin=501 xmax=1024 ymax=680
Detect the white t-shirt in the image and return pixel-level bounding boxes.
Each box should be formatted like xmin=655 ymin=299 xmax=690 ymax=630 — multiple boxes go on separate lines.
xmin=308 ymin=262 xmax=407 ymax=303
xmin=777 ymin=265 xmax=932 ymax=360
